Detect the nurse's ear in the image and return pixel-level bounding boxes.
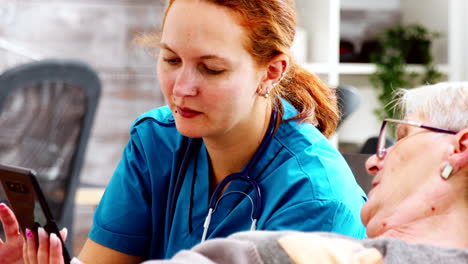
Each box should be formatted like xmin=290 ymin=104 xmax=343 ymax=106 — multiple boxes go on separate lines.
xmin=262 ymin=54 xmax=289 ymax=89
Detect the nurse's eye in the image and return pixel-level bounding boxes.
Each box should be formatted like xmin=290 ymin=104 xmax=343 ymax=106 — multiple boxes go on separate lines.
xmin=202 ymin=64 xmax=225 ymax=75
xmin=163 ymin=57 xmax=181 ymax=66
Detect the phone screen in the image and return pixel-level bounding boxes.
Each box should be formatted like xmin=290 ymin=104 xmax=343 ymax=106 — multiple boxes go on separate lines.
xmin=0 ymin=164 xmax=71 ymax=263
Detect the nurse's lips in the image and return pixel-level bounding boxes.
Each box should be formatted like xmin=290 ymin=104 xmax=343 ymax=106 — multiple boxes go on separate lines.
xmin=176 ymin=106 xmax=202 ymax=118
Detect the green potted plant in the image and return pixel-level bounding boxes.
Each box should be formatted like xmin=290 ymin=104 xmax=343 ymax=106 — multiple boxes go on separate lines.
xmin=369 ymin=24 xmax=443 ymax=120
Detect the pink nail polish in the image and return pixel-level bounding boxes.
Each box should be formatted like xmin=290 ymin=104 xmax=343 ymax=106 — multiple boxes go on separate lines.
xmin=26 ymin=228 xmax=33 ymax=238
xmin=0 ymin=203 xmax=6 ymax=209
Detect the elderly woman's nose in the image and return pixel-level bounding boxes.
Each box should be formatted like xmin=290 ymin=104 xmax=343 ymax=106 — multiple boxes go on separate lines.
xmin=365 ymin=154 xmax=383 ymax=176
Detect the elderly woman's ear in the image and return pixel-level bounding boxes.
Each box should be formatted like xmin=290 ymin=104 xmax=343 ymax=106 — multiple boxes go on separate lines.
xmin=446 ymin=128 xmax=468 ymax=177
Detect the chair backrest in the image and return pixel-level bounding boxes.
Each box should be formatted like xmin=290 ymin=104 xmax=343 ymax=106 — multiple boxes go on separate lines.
xmin=336 ymin=85 xmax=361 ymax=128
xmin=342 ymin=153 xmax=373 ymax=194
xmin=0 ymin=59 xmax=101 ymax=248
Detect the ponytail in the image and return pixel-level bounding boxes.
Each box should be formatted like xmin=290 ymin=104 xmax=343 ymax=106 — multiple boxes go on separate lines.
xmin=274 ymin=62 xmax=339 ymax=138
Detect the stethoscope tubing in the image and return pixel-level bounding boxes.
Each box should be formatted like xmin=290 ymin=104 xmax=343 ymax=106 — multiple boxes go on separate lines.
xmin=168 ymin=137 xmax=202 ymax=232
xmin=208 ymin=172 xmax=263 ymax=219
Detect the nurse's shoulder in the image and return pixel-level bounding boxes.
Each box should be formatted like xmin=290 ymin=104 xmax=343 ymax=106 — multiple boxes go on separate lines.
xmin=275 ymin=101 xmax=363 ymax=199
xmin=275 ymin=100 xmax=335 ymax=157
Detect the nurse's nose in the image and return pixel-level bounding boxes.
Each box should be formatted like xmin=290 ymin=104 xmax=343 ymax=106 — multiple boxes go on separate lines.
xmin=365 ymin=153 xmax=384 ymax=176
xmin=173 ymin=67 xmax=198 ymax=97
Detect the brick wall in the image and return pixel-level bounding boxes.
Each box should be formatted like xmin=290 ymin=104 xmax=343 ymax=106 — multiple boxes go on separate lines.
xmin=0 ymin=0 xmax=167 ymax=186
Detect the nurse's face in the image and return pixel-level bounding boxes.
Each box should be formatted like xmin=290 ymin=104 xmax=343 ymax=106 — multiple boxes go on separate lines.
xmin=157 ymin=0 xmax=264 ymax=139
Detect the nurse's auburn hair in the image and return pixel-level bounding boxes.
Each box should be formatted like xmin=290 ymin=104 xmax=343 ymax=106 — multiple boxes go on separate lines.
xmin=150 ymin=0 xmax=339 ymax=138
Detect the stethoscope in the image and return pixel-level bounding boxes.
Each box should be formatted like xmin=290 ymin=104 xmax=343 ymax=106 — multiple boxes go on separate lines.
xmin=169 ymin=108 xmax=278 ymax=243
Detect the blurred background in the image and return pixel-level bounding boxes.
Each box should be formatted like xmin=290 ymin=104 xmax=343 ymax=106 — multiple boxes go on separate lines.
xmin=0 ymin=0 xmax=467 ymax=254
xmin=0 ymin=0 xmax=167 ymax=253
xmin=0 ymin=0 xmax=166 ymax=189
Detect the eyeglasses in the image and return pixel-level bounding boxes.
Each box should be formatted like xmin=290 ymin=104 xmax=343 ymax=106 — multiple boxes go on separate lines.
xmin=376 ymin=118 xmax=458 ymax=158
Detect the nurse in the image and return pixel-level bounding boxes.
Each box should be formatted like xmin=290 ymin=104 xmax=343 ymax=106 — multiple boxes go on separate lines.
xmin=2 ymin=0 xmax=366 ymax=263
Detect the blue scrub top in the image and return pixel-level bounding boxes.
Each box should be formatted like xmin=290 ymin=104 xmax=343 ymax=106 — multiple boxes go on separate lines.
xmin=89 ymin=101 xmax=367 ymax=260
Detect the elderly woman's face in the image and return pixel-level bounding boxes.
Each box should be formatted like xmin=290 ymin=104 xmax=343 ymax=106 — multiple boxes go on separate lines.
xmin=157 ymin=0 xmax=264 ymax=138
xmin=361 ymin=113 xmax=453 ymax=237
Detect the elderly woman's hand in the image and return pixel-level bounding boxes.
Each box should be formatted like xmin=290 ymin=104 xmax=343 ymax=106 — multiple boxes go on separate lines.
xmin=0 ymin=202 xmax=80 ymax=264
xmin=24 ymin=227 xmax=62 ymax=264
xmin=0 ymin=203 xmax=26 ymax=264
xmin=23 ymin=225 xmax=82 ymax=264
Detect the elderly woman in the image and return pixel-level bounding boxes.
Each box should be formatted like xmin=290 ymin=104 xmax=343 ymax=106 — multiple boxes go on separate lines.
xmin=2 ymin=82 xmax=467 ymax=263
xmin=360 ymin=81 xmax=468 ymax=244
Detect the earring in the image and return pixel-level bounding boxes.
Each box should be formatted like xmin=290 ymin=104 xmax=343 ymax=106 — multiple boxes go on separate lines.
xmin=256 ymin=88 xmax=268 ymax=98
xmin=263 ymin=88 xmax=270 ymax=98
xmin=278 ymin=72 xmax=285 ymax=82
xmin=440 ymin=163 xmax=453 ymax=180
xmin=265 ymin=82 xmax=279 ymax=98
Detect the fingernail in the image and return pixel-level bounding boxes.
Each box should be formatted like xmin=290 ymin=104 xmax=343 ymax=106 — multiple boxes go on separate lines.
xmin=38 ymin=227 xmax=46 ymax=239
xmin=62 ymin=227 xmax=68 ymax=238
xmin=26 ymin=228 xmax=33 ymax=238
xmin=0 ymin=203 xmax=6 ymax=209
xmin=50 ymin=233 xmax=59 ymax=248
xmin=70 ymin=257 xmax=83 ymax=264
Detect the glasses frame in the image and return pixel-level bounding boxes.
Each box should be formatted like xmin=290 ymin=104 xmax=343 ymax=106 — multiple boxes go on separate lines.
xmin=376 ymin=118 xmax=458 ymax=158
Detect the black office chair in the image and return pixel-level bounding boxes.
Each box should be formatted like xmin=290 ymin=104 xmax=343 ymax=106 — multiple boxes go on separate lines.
xmin=336 ymin=85 xmax=361 ymax=129
xmin=0 ymin=59 xmax=101 ymax=251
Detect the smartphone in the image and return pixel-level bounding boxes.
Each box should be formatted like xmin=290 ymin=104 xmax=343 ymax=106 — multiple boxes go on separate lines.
xmin=0 ymin=163 xmax=71 ymax=263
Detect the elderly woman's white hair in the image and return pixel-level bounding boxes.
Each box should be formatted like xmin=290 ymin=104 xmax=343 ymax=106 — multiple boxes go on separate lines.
xmin=396 ymin=82 xmax=468 ymax=131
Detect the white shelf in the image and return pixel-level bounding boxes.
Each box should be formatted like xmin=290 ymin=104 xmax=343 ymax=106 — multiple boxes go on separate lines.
xmin=303 ymin=63 xmax=449 ymax=76
xmin=296 ymin=0 xmax=457 ymax=145
xmin=302 ymin=63 xmax=332 ymax=75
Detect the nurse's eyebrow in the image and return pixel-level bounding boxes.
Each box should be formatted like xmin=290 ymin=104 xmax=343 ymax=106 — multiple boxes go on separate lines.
xmin=160 ymin=42 xmax=231 ymax=64
xmin=159 ymin=42 xmax=176 ymax=53
xmin=199 ymin=54 xmax=226 ymax=60
xmin=199 ymin=54 xmax=232 ymax=67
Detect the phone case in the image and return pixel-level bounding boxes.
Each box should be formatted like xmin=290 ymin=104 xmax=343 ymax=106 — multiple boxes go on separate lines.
xmin=0 ymin=163 xmax=71 ymax=263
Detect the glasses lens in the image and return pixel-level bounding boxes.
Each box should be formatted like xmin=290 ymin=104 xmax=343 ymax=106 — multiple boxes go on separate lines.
xmin=377 ymin=121 xmax=387 ymax=158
